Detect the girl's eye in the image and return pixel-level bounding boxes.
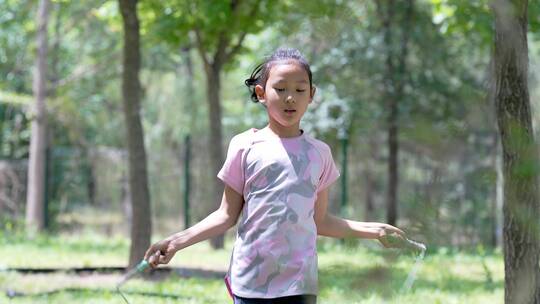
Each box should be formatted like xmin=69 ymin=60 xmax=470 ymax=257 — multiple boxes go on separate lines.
xmin=275 ymin=88 xmax=285 ymax=92
xmin=297 ymin=89 xmax=306 ymax=93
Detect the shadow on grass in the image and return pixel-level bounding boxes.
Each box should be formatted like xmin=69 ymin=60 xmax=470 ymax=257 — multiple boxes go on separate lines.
xmin=1 ymin=271 xmax=226 ymax=303
xmin=4 ymin=266 xmax=226 ymax=279
xmin=5 ymin=287 xmax=193 ymax=300
xmin=319 ymin=262 xmax=502 ymax=301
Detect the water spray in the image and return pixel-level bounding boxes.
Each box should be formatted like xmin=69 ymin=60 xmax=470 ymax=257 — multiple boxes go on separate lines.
xmin=379 ymin=233 xmax=427 ymax=292
xmin=401 ymin=244 xmax=426 ymax=292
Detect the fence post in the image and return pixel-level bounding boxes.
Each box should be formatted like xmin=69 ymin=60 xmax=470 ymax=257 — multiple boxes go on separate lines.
xmin=183 ymin=134 xmax=191 ymax=229
xmin=43 ymin=145 xmax=51 ymax=230
xmin=339 ymin=130 xmax=349 ymax=217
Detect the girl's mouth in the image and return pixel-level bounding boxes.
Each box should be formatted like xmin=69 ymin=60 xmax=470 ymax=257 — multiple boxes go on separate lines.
xmin=284 ymin=109 xmax=296 ymax=113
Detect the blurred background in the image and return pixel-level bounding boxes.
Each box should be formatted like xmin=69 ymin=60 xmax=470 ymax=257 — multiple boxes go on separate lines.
xmin=1 ymin=0 xmax=539 ymax=303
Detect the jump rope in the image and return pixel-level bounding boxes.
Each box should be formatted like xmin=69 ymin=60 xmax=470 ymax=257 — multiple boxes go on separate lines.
xmin=116 ymin=259 xmax=151 ymax=303
xmin=115 ymin=234 xmax=426 ymax=303
xmin=3 ymin=236 xmax=425 ymax=303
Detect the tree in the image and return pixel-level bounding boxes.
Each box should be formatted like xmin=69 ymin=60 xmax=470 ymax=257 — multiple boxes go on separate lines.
xmin=144 ymin=0 xmax=284 ymax=249
xmin=492 ymin=0 xmax=540 ymax=302
xmin=26 ymin=0 xmax=50 ymax=234
xmin=375 ymin=0 xmax=414 ymax=226
xmin=118 ymin=0 xmax=152 ymax=268
xmin=286 ymin=2 xmax=494 ymax=246
xmin=191 ymin=2 xmax=253 ymax=249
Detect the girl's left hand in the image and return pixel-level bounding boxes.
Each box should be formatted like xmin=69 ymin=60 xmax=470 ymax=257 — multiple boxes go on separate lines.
xmin=377 ymin=224 xmax=406 ymax=248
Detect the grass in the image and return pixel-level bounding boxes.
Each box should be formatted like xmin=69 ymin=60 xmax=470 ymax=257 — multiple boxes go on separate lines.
xmin=0 ymin=232 xmax=503 ymax=303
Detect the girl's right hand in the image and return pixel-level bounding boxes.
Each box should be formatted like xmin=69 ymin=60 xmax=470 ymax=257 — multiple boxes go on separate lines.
xmin=144 ymin=238 xmax=177 ymax=268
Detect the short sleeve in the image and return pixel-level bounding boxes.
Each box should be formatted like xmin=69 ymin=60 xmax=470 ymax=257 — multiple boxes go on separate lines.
xmin=217 ymin=134 xmax=246 ymax=195
xmin=317 ymin=143 xmax=340 ymax=192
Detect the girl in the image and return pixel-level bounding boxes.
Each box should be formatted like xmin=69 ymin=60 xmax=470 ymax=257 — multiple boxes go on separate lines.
xmin=145 ymin=48 xmax=408 ymax=304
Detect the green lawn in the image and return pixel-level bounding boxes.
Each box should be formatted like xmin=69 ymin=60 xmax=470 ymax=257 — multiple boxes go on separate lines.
xmin=0 ymin=232 xmax=503 ymax=303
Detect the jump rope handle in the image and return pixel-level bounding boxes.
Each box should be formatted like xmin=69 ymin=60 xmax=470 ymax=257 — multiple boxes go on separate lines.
xmin=380 ymin=232 xmax=426 ymax=255
xmin=135 ymin=260 xmax=150 ymax=272
xmin=129 ymin=250 xmax=161 ymax=278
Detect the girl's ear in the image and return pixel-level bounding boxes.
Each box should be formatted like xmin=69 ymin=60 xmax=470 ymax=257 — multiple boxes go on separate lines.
xmin=309 ymin=86 xmax=317 ymax=103
xmin=255 ymin=85 xmax=265 ymax=102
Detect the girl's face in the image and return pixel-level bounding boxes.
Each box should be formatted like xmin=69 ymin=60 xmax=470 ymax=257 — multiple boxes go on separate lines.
xmin=255 ymin=62 xmax=316 ymax=137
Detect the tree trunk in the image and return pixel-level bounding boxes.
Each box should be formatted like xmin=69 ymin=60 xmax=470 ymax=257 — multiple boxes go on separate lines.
xmin=121 ymin=171 xmax=133 ymax=235
xmin=364 ymin=135 xmax=377 ymax=221
xmin=119 ymin=0 xmax=152 ymax=268
xmin=181 ymin=47 xmax=198 ymax=133
xmin=387 ymin=95 xmax=398 ymax=226
xmin=86 ymin=155 xmax=96 ymax=206
xmin=364 ymin=171 xmax=375 ymax=221
xmin=205 ymin=63 xmax=225 ymax=249
xmin=492 ymin=0 xmax=540 ymax=302
xmin=496 ymin=134 xmax=504 ymax=248
xmin=491 ymin=132 xmax=503 ymax=248
xmin=377 ymin=0 xmax=414 ymax=226
xmin=26 ymin=0 xmax=50 ymax=234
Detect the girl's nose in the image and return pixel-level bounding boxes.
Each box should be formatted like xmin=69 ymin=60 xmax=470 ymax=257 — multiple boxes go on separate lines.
xmin=286 ymin=96 xmax=295 ymax=103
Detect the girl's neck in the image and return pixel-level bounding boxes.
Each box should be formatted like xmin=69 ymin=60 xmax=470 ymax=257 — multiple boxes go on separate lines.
xmin=266 ymin=121 xmax=303 ymax=138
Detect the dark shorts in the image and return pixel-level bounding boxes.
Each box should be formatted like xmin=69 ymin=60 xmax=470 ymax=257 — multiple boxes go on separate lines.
xmin=233 ymin=294 xmax=317 ymax=304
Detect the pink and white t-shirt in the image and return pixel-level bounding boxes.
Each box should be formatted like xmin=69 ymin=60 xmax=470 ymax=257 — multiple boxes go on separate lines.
xmin=218 ymin=127 xmax=340 ymax=298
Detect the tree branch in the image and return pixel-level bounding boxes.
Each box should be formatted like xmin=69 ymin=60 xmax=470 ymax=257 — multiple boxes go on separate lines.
xmin=194 ymin=26 xmax=211 ymax=74
xmin=224 ymin=0 xmax=260 ymax=62
xmin=52 ymin=53 xmax=120 ymax=89
xmin=214 ymin=32 xmax=228 ymax=68
xmin=212 ymin=0 xmax=243 ymax=67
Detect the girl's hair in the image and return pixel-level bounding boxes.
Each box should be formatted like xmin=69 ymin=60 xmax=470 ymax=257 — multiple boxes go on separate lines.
xmin=245 ymin=47 xmax=312 ymax=103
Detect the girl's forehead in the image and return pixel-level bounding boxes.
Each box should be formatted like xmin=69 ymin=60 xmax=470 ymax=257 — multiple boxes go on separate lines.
xmin=267 ymin=62 xmax=309 ymax=83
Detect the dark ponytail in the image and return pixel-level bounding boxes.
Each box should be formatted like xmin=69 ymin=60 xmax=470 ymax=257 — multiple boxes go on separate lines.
xmin=245 ymin=47 xmax=312 ymax=103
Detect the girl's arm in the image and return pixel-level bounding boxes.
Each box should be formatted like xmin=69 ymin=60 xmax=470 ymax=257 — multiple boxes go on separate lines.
xmin=145 ymin=185 xmax=244 ymax=267
xmin=313 ymin=188 xmax=404 ymax=241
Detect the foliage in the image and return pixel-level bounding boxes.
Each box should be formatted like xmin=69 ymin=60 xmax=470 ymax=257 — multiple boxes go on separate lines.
xmin=255 ymin=1 xmax=499 ymax=247
xmin=141 ymin=0 xmax=284 ymax=71
xmin=1 ymin=0 xmax=539 ymax=250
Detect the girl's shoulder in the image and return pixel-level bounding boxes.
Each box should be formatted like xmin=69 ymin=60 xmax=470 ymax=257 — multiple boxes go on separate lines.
xmin=304 ymin=133 xmax=333 ymax=155
xmin=230 ymin=127 xmax=278 ymax=145
xmin=231 ymin=128 xmax=257 ymax=140
xmin=227 ymin=128 xmax=258 ymax=149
